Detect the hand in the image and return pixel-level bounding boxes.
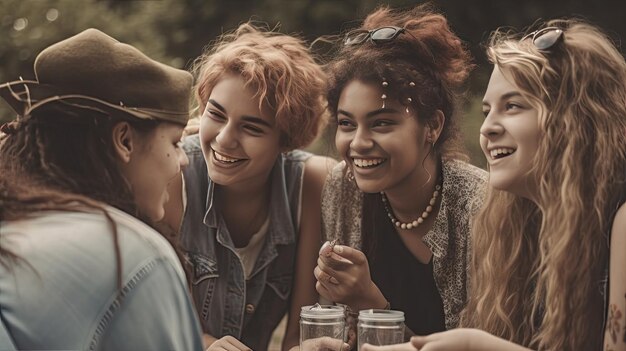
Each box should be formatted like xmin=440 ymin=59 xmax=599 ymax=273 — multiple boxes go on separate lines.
xmin=183 ymin=117 xmax=200 ymax=137
xmin=361 ymin=341 xmax=417 ymax=351
xmin=409 ymin=329 xmax=488 ymax=351
xmin=314 ymin=241 xmax=386 ymax=311
xmin=205 ymin=335 xmax=252 ymax=351
xmin=293 ymin=337 xmax=350 ymax=351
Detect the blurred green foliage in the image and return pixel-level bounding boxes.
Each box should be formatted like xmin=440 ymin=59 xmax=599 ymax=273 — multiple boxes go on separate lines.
xmin=1 ymin=0 xmax=625 ymax=166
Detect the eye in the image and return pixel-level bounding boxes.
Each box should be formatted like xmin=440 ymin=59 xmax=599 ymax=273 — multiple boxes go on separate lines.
xmin=205 ymin=109 xmax=226 ymax=122
xmin=482 ymin=108 xmax=490 ymax=118
xmin=244 ymin=125 xmax=264 ymax=135
xmin=337 ymin=118 xmax=355 ymax=128
xmin=505 ymin=102 xmax=522 ymax=111
xmin=373 ymin=119 xmax=394 ymax=128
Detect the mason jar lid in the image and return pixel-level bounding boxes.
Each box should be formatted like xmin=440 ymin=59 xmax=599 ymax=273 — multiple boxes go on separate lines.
xmin=300 ymin=304 xmax=345 ymax=319
xmin=358 ymin=309 xmax=405 ymax=322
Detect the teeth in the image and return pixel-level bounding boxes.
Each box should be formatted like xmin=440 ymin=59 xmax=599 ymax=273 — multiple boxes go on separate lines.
xmin=214 ymin=150 xmax=241 ymax=163
xmin=490 ymin=148 xmax=516 ymax=158
xmin=353 ymin=158 xmax=385 ymax=168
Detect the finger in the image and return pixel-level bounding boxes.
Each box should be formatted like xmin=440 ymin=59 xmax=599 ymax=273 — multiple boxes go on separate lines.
xmin=319 ymin=251 xmax=354 ymax=270
xmin=361 ymin=342 xmax=415 ymax=351
xmin=332 ymin=245 xmax=367 ymax=265
xmin=319 ymin=240 xmax=334 ymax=257
xmin=317 ymin=257 xmax=341 ymax=279
xmin=315 ymin=280 xmax=331 ymax=299
xmin=314 ymin=336 xmax=348 ymax=350
xmin=314 ymin=266 xmax=339 ymax=285
xmin=410 ymin=335 xmax=432 ymax=348
xmin=222 ymin=336 xmax=252 ymax=351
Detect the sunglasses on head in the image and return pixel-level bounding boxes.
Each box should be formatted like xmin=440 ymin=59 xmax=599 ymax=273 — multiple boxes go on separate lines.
xmin=344 ymin=26 xmax=406 ymax=46
xmin=521 ymin=27 xmax=564 ymax=51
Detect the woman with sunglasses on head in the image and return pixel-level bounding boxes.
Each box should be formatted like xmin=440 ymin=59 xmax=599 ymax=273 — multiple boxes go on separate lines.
xmin=0 ymin=29 xmax=202 ymax=350
xmin=161 ymin=23 xmax=335 ymax=351
xmin=315 ymin=3 xmax=487 ymax=341
xmin=362 ymin=19 xmax=626 ymax=351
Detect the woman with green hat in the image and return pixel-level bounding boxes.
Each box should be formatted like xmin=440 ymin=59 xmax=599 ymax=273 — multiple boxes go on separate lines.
xmin=0 ymin=28 xmax=202 ymax=350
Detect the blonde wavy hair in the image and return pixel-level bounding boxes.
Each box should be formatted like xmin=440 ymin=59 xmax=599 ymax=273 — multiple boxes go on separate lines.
xmin=191 ymin=23 xmax=329 ymax=150
xmin=462 ymin=20 xmax=626 ymax=350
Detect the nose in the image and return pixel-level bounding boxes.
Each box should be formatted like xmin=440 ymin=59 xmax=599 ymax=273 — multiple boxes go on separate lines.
xmin=350 ymin=126 xmax=374 ymax=152
xmin=479 ymin=112 xmax=504 ymax=139
xmin=215 ymin=122 xmax=238 ymax=150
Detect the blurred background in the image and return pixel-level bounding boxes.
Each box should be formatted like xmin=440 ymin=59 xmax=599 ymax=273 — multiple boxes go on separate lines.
xmin=2 ymin=0 xmax=625 ymax=167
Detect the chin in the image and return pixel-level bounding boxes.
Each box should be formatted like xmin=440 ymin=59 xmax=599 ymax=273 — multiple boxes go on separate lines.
xmin=354 ymin=179 xmax=384 ymax=194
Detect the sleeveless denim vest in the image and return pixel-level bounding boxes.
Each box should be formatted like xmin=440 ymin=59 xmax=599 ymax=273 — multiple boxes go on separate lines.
xmin=179 ymin=135 xmax=311 ymax=350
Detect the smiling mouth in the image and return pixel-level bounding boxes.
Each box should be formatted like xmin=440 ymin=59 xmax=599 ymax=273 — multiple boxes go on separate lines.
xmin=490 ymin=148 xmax=516 ymax=160
xmin=352 ymin=158 xmax=387 ymax=168
xmin=213 ymin=149 xmax=245 ymax=163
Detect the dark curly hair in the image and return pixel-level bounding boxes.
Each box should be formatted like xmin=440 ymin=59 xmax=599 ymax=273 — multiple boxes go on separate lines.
xmin=327 ymin=3 xmax=473 ymax=160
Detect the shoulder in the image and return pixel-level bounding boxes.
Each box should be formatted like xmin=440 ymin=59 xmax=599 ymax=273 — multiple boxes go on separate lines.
xmin=9 ymin=209 xmax=182 ymax=274
xmin=442 ymin=159 xmax=488 ymax=214
xmin=443 ymin=159 xmax=488 ymax=185
xmin=303 ymin=155 xmax=338 ymax=186
xmin=611 ymin=202 xmax=626 ymax=242
xmin=181 ymin=134 xmax=203 ymax=155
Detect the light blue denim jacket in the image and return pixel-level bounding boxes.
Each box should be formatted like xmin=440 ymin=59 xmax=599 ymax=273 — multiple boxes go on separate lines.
xmin=0 ymin=206 xmax=203 ymax=351
xmin=180 ymin=135 xmax=310 ymax=350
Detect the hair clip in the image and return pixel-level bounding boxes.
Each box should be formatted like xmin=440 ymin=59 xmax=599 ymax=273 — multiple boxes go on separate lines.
xmin=381 ymin=78 xmax=388 ymax=108
xmin=409 ymin=81 xmax=416 ymax=87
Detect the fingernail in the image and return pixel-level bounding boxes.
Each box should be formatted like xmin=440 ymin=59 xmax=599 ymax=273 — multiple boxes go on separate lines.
xmin=330 ymin=276 xmax=339 ymax=284
xmin=319 ymin=241 xmax=330 ymax=255
xmin=334 ymin=245 xmax=343 ymax=253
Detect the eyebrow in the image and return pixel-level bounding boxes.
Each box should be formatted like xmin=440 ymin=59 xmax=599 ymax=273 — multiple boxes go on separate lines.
xmin=482 ymin=91 xmax=523 ymax=107
xmin=208 ymin=99 xmax=273 ymax=128
xmin=337 ymin=107 xmax=399 ymax=119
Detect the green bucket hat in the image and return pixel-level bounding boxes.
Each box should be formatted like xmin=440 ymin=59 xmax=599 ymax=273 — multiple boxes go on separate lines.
xmin=0 ymin=28 xmax=192 ymax=126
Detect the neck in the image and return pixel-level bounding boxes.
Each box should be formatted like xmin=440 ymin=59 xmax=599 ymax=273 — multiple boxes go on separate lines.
xmin=383 ymin=155 xmax=440 ymax=218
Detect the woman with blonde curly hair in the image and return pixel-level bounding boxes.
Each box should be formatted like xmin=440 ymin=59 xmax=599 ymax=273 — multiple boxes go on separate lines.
xmin=363 ymin=19 xmax=626 ymax=351
xmin=162 ymin=23 xmax=335 ymax=351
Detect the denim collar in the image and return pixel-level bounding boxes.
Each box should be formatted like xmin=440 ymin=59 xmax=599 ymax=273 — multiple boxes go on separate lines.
xmin=202 ymin=154 xmax=296 ymax=248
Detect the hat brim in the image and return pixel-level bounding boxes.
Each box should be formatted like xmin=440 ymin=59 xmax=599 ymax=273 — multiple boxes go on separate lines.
xmin=0 ymin=80 xmax=189 ymax=126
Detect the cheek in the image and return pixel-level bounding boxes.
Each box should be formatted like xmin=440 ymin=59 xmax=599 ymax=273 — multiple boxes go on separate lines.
xmin=334 ymin=131 xmax=350 ymax=153
xmin=479 ymin=135 xmax=488 ymax=153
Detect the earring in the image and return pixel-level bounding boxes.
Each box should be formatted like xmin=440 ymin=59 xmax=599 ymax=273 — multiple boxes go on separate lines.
xmin=346 ymin=168 xmax=355 ymax=182
xmin=406 ymin=97 xmax=412 ymax=114
xmin=381 ymin=78 xmax=388 ymax=108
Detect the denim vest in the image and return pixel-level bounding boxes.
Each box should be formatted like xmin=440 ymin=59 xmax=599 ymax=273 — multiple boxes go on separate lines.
xmin=180 ymin=135 xmax=311 ymax=350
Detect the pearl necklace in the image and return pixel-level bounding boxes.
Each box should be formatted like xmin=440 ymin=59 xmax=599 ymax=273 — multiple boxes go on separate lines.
xmin=380 ymin=182 xmax=441 ymax=230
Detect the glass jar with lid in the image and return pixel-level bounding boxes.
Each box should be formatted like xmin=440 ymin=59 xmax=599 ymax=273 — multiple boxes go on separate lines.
xmin=300 ymin=304 xmax=345 ymax=351
xmin=357 ymin=309 xmax=404 ymax=349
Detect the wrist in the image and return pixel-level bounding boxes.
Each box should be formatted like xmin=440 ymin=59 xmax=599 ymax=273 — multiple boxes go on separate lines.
xmin=350 ymin=284 xmax=388 ymax=311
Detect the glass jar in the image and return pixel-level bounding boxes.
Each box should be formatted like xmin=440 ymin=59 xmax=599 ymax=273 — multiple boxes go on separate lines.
xmin=300 ymin=304 xmax=345 ymax=351
xmin=357 ymin=309 xmax=405 ymax=349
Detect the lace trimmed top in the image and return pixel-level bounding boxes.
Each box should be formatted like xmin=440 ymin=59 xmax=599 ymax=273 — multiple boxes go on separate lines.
xmin=321 ymin=159 xmax=487 ymax=329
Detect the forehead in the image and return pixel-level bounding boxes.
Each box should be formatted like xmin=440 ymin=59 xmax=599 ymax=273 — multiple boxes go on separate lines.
xmin=339 ymin=80 xmax=382 ymax=103
xmin=483 ymin=65 xmax=518 ymax=101
xmin=208 ymin=73 xmax=275 ymax=122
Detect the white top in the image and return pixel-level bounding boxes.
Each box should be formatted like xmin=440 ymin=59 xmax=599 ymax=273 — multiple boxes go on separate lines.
xmin=233 ymin=217 xmax=270 ymax=279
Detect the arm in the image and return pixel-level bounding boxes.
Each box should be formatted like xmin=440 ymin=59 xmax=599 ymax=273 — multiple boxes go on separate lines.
xmin=604 ymin=202 xmax=626 ymax=351
xmin=282 ymin=155 xmax=337 ymax=351
xmin=361 ymin=329 xmax=532 ymax=351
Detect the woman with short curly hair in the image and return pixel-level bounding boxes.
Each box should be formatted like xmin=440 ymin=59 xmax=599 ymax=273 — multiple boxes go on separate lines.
xmin=163 ymin=23 xmax=336 ymax=351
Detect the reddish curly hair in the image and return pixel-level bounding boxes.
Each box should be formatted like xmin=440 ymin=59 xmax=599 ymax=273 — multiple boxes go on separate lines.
xmin=192 ymin=23 xmax=329 ymax=150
